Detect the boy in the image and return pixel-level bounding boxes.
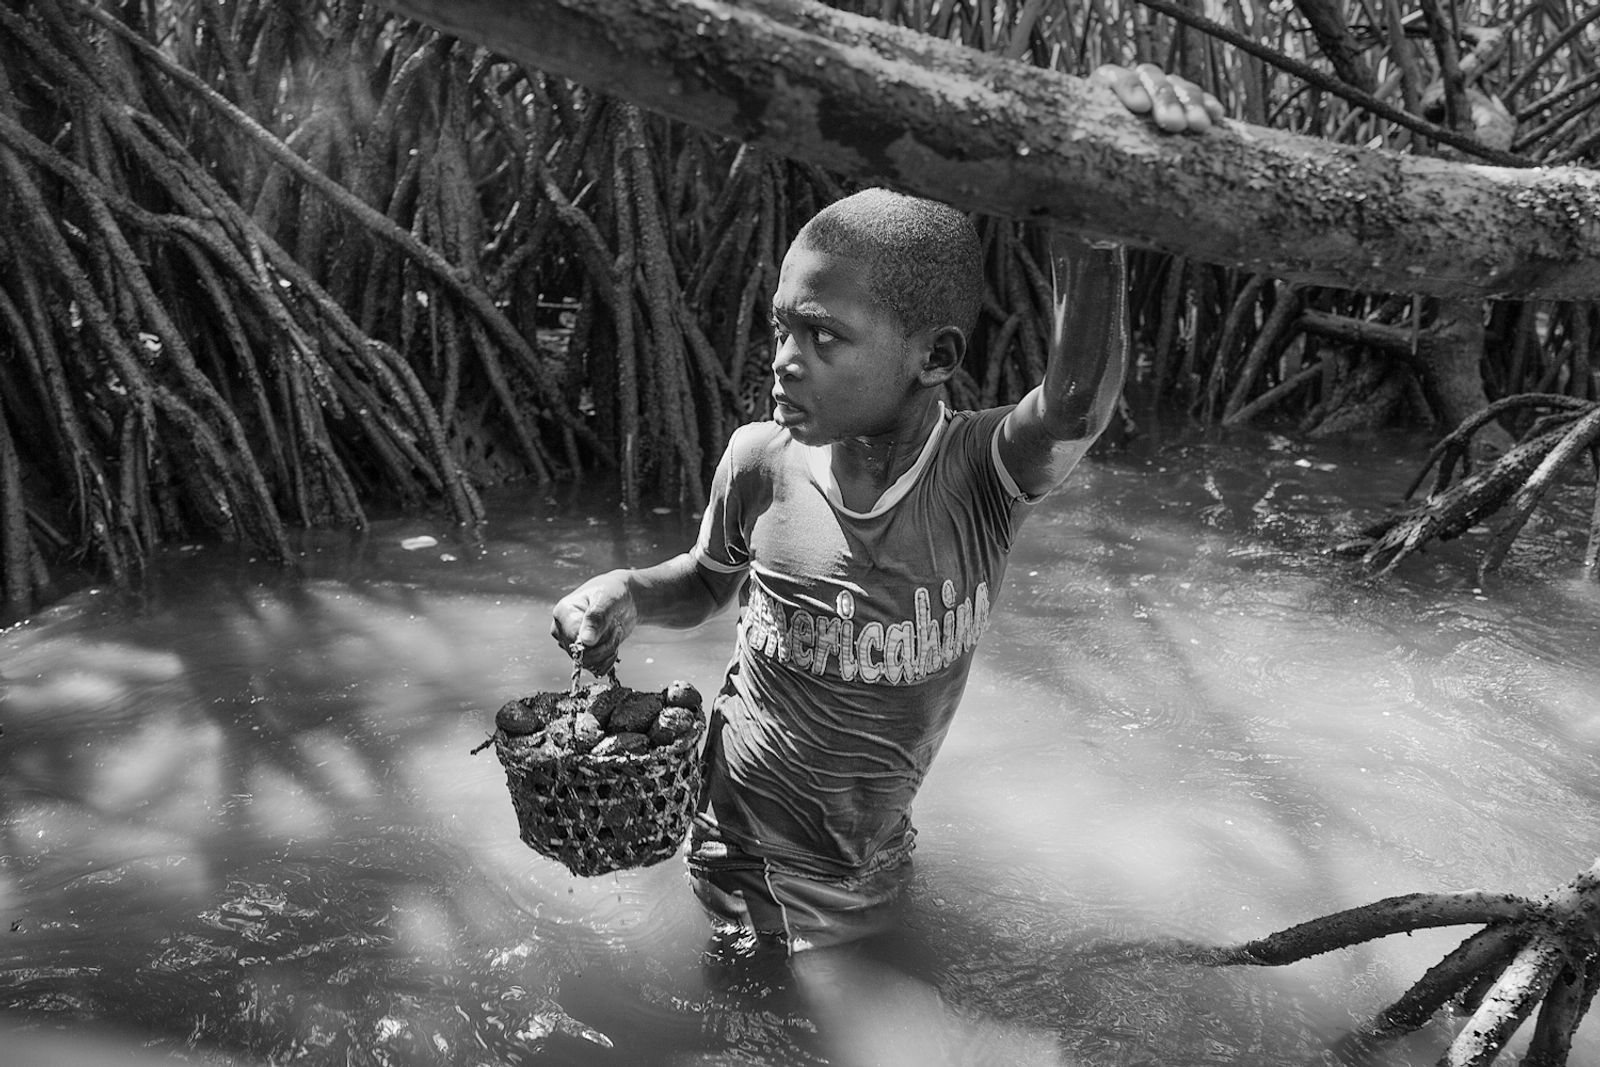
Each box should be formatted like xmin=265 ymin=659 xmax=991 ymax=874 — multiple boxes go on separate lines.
xmin=552 ymin=64 xmax=1223 ymax=955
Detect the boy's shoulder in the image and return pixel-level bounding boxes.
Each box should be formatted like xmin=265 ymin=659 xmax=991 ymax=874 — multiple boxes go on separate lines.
xmin=942 ymin=402 xmax=1013 ymax=441
xmin=714 ymin=420 xmax=797 ymax=485
xmin=722 ymin=419 xmax=788 ymax=461
xmin=944 ymin=403 xmax=1009 ymax=425
xmin=728 ymin=418 xmax=789 ymax=449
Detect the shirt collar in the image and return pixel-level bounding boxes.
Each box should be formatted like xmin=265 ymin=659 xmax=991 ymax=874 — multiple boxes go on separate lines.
xmin=803 ymin=402 xmax=951 ymax=518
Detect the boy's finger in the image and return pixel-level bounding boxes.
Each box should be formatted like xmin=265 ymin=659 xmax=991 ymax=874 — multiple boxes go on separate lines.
xmin=1197 ymin=88 xmax=1228 ymax=126
xmin=1170 ymin=84 xmax=1213 ymax=133
xmin=1135 ymin=63 xmax=1189 ymax=133
xmin=1090 ymin=62 xmax=1152 ymax=114
xmin=574 ymin=606 xmax=608 ymax=652
xmin=550 ymin=597 xmax=586 ymax=648
xmin=550 ymin=612 xmax=574 ymax=649
xmin=1172 ymin=75 xmax=1226 ymax=129
xmin=576 ymin=631 xmax=620 ymax=674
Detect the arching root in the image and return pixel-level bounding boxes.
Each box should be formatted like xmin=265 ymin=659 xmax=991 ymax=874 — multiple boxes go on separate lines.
xmin=1198 ymin=860 xmax=1600 ymax=1066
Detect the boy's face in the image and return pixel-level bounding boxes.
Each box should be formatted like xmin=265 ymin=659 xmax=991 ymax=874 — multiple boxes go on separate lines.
xmin=768 ymin=241 xmax=929 ymax=447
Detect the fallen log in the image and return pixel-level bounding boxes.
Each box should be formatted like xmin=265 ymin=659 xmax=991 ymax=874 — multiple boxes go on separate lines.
xmin=375 ymin=0 xmax=1600 ymax=301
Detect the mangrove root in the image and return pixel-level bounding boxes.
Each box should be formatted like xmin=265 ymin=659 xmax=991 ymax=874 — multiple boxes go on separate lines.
xmin=1203 ymin=860 xmax=1600 ymax=1066
xmin=1335 ymin=394 xmax=1600 ymax=578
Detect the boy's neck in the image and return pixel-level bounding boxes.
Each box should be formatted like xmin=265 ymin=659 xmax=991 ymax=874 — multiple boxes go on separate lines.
xmin=828 ymin=398 xmax=944 ymax=512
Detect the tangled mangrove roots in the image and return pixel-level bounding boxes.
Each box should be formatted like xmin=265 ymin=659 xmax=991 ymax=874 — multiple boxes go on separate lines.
xmin=1095 ymin=862 xmax=1600 ymax=1065
xmin=0 ymin=0 xmax=789 ymax=616
xmin=1337 ymin=394 xmax=1600 ymax=577
xmin=3 ymin=0 xmax=1599 ymax=619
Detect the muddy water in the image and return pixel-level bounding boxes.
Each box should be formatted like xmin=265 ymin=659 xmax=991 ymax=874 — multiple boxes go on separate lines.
xmin=3 ymin=428 xmax=1598 ymax=1066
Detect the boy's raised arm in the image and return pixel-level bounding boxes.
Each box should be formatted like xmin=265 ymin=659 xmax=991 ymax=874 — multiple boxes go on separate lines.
xmin=998 ymin=63 xmax=1223 ymax=499
xmin=551 ymin=553 xmax=743 ymax=673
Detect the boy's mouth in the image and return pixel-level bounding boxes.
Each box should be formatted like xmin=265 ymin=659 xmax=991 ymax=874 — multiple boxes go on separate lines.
xmin=771 ymin=392 xmax=804 ymax=422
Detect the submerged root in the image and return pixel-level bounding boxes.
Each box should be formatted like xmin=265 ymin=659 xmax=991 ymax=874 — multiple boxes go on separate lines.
xmin=1336 ymin=394 xmax=1600 ymax=577
xmin=1198 ymin=860 xmax=1600 ymax=1067
xmin=1203 ymin=891 xmax=1532 ymax=967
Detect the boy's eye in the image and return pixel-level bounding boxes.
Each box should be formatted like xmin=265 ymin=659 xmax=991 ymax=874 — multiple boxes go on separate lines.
xmin=769 ymin=317 xmax=836 ymax=348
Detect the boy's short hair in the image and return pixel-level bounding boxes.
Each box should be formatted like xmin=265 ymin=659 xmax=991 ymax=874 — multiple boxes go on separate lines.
xmin=795 ymin=188 xmax=982 ymax=341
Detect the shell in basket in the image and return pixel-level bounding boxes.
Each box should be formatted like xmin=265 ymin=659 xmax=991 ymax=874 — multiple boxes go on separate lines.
xmin=482 ymin=676 xmax=706 ymax=877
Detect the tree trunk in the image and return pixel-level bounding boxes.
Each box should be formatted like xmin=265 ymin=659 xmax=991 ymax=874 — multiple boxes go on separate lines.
xmin=1300 ymin=306 xmax=1515 ymax=451
xmin=373 ymin=0 xmax=1600 ymax=301
xmin=1303 ymin=356 xmax=1407 ymax=438
xmin=1418 ymin=300 xmax=1502 ymax=446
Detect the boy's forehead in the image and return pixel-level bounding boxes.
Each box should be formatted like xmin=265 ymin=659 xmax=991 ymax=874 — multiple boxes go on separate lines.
xmin=775 ymin=242 xmax=876 ymax=310
xmin=785 ymin=234 xmax=872 ymax=269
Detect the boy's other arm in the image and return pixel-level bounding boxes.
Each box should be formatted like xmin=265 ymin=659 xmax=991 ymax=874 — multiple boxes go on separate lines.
xmin=998 ymin=63 xmax=1223 ymax=498
xmin=551 ymin=553 xmax=744 ymax=673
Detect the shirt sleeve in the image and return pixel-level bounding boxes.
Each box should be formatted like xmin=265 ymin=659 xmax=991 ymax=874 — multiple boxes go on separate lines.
xmin=958 ymin=404 xmax=1041 ymax=505
xmin=989 ymin=423 xmax=1045 ymax=505
xmin=933 ymin=404 xmax=1031 ymax=553
xmin=690 ymin=427 xmax=754 ymax=575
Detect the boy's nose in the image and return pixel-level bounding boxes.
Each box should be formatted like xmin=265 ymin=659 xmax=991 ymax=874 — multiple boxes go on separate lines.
xmin=771 ymin=337 xmax=802 ymax=379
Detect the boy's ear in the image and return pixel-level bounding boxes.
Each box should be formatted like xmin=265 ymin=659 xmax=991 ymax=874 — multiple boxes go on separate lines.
xmin=917 ymin=326 xmax=966 ymax=385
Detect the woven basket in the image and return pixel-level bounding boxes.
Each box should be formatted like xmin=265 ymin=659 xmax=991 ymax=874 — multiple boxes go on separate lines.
xmin=489 ymin=679 xmax=705 ymax=877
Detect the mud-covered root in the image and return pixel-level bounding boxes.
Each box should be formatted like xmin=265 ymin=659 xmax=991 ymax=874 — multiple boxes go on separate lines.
xmin=1522 ymin=954 xmax=1600 ymax=1067
xmin=1354 ymin=922 xmax=1526 ymax=1042
xmin=1477 ymin=403 xmax=1600 ymax=577
xmin=1203 ymin=891 xmax=1531 ymax=967
xmin=1071 ymin=891 xmax=1530 ymax=969
xmin=1199 ymin=860 xmax=1600 ymax=1066
xmin=1338 ymin=395 xmax=1600 ymax=576
xmin=1445 ymin=933 xmax=1570 ymax=1067
xmin=1351 ymin=426 xmax=1569 ymax=573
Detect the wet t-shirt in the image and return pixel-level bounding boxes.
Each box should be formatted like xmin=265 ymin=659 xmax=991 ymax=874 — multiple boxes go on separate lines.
xmin=690 ymin=404 xmax=1030 ymax=878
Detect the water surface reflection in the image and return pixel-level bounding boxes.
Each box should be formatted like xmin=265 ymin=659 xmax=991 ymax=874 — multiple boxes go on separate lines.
xmin=3 ymin=430 xmax=1598 ymax=1065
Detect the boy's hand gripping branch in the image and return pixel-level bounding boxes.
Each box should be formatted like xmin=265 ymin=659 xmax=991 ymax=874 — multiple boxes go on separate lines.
xmin=1089 ymin=62 xmax=1226 ymax=135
